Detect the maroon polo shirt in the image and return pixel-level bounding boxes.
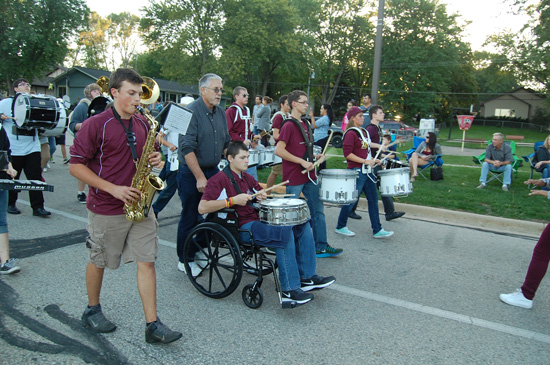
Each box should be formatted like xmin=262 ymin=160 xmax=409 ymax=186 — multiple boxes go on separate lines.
xmin=343 ymin=128 xmax=369 ymax=168
xmin=365 ymin=123 xmax=382 ymax=156
xmin=271 ymin=113 xmax=285 ymax=143
xmin=278 ymin=118 xmax=314 ymax=186
xmin=69 ymin=108 xmax=151 ymax=215
xmin=201 ymin=170 xmax=263 ymax=226
xmin=226 ymin=103 xmax=252 ymax=141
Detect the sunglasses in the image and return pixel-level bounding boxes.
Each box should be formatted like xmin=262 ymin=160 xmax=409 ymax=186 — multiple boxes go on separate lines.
xmin=206 ymin=87 xmax=224 ymax=94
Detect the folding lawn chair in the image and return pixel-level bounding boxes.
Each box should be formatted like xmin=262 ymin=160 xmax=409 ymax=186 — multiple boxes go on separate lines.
xmin=403 ymin=136 xmax=444 ymax=180
xmin=472 ymin=140 xmax=523 ymax=185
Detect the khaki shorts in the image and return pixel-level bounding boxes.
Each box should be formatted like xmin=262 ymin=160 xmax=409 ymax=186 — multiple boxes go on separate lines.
xmin=271 ymin=163 xmax=282 ymax=175
xmin=86 ymin=211 xmax=159 ymax=270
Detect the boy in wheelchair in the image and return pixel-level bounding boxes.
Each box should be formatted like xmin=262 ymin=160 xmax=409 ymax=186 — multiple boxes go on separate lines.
xmin=198 ymin=141 xmax=335 ymax=307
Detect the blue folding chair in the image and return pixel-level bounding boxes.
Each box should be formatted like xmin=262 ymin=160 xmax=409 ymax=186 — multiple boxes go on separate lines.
xmin=522 ymin=141 xmax=545 ymax=188
xmin=403 ymin=136 xmax=444 ymax=179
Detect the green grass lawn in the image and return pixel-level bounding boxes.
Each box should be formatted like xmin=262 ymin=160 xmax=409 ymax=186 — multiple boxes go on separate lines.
xmin=256 ymin=141 xmax=546 ymax=222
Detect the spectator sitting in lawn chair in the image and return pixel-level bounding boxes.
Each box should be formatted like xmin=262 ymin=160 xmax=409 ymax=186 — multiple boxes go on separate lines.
xmin=477 ymin=133 xmax=513 ymax=192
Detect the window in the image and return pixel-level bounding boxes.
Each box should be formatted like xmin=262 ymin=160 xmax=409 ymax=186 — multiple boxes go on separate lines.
xmin=494 ymin=109 xmax=515 ymax=117
xmin=58 ymin=86 xmax=66 ymax=98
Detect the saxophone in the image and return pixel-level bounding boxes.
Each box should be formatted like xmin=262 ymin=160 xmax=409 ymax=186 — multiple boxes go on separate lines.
xmin=124 ymin=105 xmax=166 ymax=222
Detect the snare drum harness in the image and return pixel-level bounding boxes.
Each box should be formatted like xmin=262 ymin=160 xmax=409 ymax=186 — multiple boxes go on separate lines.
xmin=229 ymin=104 xmax=252 ymax=141
xmin=222 ymin=164 xmax=257 ymax=207
xmin=344 ymin=127 xmax=378 ymax=183
xmin=281 ymin=117 xmax=317 ymax=184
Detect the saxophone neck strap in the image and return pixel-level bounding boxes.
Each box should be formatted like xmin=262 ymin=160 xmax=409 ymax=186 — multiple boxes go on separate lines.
xmin=113 ymin=107 xmax=138 ymax=162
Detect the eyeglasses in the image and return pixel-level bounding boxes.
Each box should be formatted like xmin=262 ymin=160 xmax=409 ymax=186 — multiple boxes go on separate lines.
xmin=205 ymin=87 xmax=224 ymax=94
xmin=296 ymin=101 xmax=309 ymax=105
xmin=18 ymin=82 xmax=31 ymax=88
xmin=242 ymin=94 xmax=249 ymax=98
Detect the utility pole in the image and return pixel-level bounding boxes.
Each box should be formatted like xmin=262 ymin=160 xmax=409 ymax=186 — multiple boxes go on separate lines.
xmin=371 ymin=0 xmax=385 ymax=105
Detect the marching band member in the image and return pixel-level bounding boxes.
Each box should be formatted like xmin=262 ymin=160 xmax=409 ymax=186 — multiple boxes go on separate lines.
xmin=70 ymin=68 xmax=181 ymax=344
xmin=265 ymin=95 xmax=290 ymax=192
xmin=0 ymin=79 xmax=50 ymax=217
xmin=199 ymin=141 xmax=335 ymax=307
xmin=275 ymin=90 xmax=343 ymax=258
xmin=335 ymin=106 xmax=394 ymax=239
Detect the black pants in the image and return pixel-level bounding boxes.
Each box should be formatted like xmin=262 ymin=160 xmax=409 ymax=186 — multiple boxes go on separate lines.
xmin=9 ymin=152 xmax=44 ymax=209
xmin=314 ymin=136 xmax=329 ymax=171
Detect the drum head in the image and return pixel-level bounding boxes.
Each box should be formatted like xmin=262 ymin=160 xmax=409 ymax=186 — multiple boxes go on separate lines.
xmin=12 ymin=93 xmax=29 ymax=127
xmin=88 ymin=96 xmax=110 ymax=118
xmin=260 ymin=198 xmax=305 ymax=207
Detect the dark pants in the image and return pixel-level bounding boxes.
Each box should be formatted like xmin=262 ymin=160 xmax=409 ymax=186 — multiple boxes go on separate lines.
xmin=9 ymin=152 xmax=44 ymax=209
xmin=314 ymin=136 xmax=328 ymax=171
xmin=350 ymin=165 xmax=395 ymax=216
xmin=176 ymin=165 xmax=219 ymax=263
xmin=152 ymin=161 xmax=178 ymax=215
xmin=521 ymin=223 xmax=550 ymax=300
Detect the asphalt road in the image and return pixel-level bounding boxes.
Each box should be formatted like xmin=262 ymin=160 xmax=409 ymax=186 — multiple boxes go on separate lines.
xmin=1 ymin=153 xmax=549 ymax=364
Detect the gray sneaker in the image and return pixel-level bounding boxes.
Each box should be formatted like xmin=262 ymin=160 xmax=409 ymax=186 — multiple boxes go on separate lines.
xmin=0 ymin=258 xmax=20 ymax=275
xmin=477 ymin=183 xmax=486 ymax=189
xmin=145 ymin=318 xmax=182 ymax=344
xmin=502 ymin=185 xmax=509 ymax=192
xmin=81 ymin=305 xmax=117 ymax=333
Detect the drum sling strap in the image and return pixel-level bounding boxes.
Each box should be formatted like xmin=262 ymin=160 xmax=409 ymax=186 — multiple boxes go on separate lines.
xmin=280 ymin=117 xmax=314 ymax=163
xmin=222 ymin=164 xmax=256 ymax=208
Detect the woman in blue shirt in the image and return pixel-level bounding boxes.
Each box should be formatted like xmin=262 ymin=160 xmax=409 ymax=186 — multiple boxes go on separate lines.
xmin=309 ymin=104 xmax=333 ymax=171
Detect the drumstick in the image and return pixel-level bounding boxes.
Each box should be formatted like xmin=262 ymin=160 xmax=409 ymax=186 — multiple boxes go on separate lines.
xmin=301 ymin=155 xmax=326 ymax=174
xmin=322 ymin=130 xmax=334 ymax=155
xmin=251 ymin=180 xmax=289 ymax=197
xmin=373 ymin=139 xmax=399 ymax=161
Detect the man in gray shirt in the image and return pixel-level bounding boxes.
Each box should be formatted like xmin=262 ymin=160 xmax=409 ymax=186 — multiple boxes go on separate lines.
xmin=477 ymin=132 xmax=513 ymax=191
xmin=176 ymin=73 xmax=230 ymax=275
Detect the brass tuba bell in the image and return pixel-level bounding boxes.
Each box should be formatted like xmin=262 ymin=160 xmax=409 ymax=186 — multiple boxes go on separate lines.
xmin=96 ymin=76 xmax=110 ymax=96
xmin=141 ymin=76 xmax=160 ymax=105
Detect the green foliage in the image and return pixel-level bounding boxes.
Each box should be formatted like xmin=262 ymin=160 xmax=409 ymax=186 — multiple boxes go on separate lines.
xmin=0 ymin=0 xmax=88 ymax=88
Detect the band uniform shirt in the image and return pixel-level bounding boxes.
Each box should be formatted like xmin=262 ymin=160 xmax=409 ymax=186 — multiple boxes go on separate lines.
xmin=0 ymin=97 xmax=40 ymax=156
xmin=271 ymin=112 xmax=286 ymax=143
xmin=343 ymin=129 xmax=369 ymax=169
xmin=178 ymin=97 xmax=230 ymax=168
xmin=485 ymin=143 xmax=513 ymax=164
xmin=201 ymin=170 xmax=262 ymax=227
xmin=226 ymin=102 xmax=252 ymax=141
xmin=69 ymin=108 xmax=151 ymax=215
xmin=278 ymin=118 xmax=315 ymax=186
xmin=365 ymin=123 xmax=382 ymax=157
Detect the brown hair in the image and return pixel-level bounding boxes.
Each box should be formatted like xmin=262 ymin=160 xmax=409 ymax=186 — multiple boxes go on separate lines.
xmin=109 ymin=68 xmax=144 ymax=94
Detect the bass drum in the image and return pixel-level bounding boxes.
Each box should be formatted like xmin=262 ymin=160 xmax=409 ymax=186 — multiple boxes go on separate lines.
xmin=39 ymin=99 xmax=68 ymax=137
xmin=12 ymin=93 xmax=61 ymax=130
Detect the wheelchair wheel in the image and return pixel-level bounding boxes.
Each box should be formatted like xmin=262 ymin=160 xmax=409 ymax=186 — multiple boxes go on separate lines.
xmin=242 ymin=284 xmax=263 ymax=309
xmin=183 ymin=222 xmax=243 ymax=299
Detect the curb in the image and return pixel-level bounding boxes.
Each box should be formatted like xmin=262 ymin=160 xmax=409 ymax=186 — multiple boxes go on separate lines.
xmin=260 ymin=183 xmax=545 ymax=239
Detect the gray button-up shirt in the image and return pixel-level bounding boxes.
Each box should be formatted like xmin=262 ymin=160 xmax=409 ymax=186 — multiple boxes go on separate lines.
xmin=485 ymin=142 xmax=513 ymax=163
xmin=178 ymin=97 xmax=230 ymax=168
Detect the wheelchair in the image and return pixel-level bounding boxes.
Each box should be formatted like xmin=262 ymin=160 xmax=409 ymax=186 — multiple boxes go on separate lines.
xmin=182 ymin=209 xmax=297 ymax=309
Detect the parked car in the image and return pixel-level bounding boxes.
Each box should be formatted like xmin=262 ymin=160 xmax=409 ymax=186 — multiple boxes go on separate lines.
xmin=302 ymin=116 xmax=344 ymax=148
xmin=379 ymin=120 xmax=416 ymax=136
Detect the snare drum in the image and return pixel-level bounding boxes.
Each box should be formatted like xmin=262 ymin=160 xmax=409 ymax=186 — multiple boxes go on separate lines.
xmin=40 ymin=99 xmax=68 ymax=137
xmin=318 ymin=169 xmax=358 ymax=204
xmin=259 ymin=198 xmax=309 ymax=226
xmin=248 ymin=148 xmax=260 ymax=167
xmin=383 ymin=158 xmax=408 ymax=170
xmin=378 ymin=167 xmax=412 ymax=197
xmin=12 ymin=93 xmax=62 ymax=130
xmin=259 ymin=147 xmax=275 ymax=166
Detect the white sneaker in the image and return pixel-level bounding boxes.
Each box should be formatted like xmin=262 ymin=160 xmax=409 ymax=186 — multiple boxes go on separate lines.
xmin=373 ymin=229 xmax=394 ymax=239
xmin=177 ymin=261 xmax=202 ymax=277
xmin=335 ymin=226 xmax=355 ymax=237
xmin=477 ymin=183 xmax=486 ymax=189
xmin=194 ymin=250 xmax=208 ymax=268
xmin=499 ymin=289 xmax=533 ymax=309
xmin=502 ymin=185 xmax=509 ymax=192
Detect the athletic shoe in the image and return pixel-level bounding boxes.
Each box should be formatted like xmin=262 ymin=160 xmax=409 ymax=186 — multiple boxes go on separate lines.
xmin=502 ymin=185 xmax=509 ymax=192
xmin=316 ymin=244 xmax=343 ymax=258
xmin=301 ymin=275 xmax=335 ymax=292
xmin=0 ymin=258 xmax=20 ymax=275
xmin=81 ymin=305 xmax=117 ymax=333
xmin=477 ymin=183 xmax=486 ymax=189
xmin=77 ymin=192 xmax=87 ymax=204
xmin=63 ymin=158 xmax=70 ymax=164
xmin=386 ymin=211 xmax=405 ymax=221
xmin=373 ymin=229 xmax=394 ymax=239
xmin=7 ymin=205 xmax=21 ymax=215
xmin=335 ymin=227 xmax=355 ymax=237
xmin=50 ymin=158 xmax=54 ymax=163
xmin=178 ymin=261 xmax=202 ymax=277
xmin=194 ymin=250 xmax=208 ymax=269
xmin=145 ymin=318 xmax=182 ymax=344
xmin=281 ymin=289 xmax=314 ymax=306
xmin=499 ymin=289 xmax=533 ymax=309
xmin=349 ymin=212 xmax=362 ymax=220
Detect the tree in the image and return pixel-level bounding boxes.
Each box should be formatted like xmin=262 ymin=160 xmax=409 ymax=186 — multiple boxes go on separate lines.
xmin=377 ymin=0 xmax=476 ymax=121
xmin=0 ymin=0 xmax=88 ymax=89
xmin=140 ymin=0 xmax=224 ymax=83
xmin=107 ymin=12 xmax=141 ymax=69
xmin=69 ymin=11 xmax=111 ymax=69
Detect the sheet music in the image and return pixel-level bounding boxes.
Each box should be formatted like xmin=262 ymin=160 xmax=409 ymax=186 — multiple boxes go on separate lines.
xmin=163 ymin=104 xmax=193 ymax=136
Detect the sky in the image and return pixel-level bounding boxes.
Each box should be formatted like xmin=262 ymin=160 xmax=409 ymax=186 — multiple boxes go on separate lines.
xmin=86 ymin=0 xmax=531 ymax=52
